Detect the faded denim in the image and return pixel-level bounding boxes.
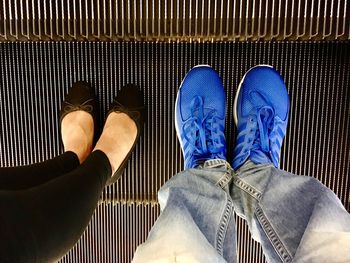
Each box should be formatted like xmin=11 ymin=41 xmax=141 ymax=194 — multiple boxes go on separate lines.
xmin=133 ymin=160 xmax=350 ymax=263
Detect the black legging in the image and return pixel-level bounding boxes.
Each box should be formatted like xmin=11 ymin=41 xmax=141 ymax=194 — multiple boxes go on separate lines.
xmin=0 ymin=150 xmax=111 ymax=263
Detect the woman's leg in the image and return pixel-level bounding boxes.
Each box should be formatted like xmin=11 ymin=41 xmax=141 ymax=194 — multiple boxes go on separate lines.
xmin=0 ymin=151 xmax=79 ymax=190
xmin=0 ymin=110 xmax=138 ymax=263
xmin=0 ymin=80 xmax=143 ymax=262
xmin=0 ymin=150 xmax=110 ymax=263
xmin=0 ymin=106 xmax=93 ymax=190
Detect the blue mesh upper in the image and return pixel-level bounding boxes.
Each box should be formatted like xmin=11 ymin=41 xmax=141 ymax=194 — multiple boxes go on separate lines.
xmin=233 ymin=66 xmax=290 ymax=170
xmin=178 ymin=66 xmax=226 ymax=120
xmin=175 ymin=66 xmax=227 ymax=169
xmin=239 ymin=66 xmax=289 ymax=121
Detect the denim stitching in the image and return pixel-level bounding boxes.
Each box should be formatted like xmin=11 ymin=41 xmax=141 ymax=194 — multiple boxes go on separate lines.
xmin=215 ymin=194 xmax=233 ymax=256
xmin=233 ymin=176 xmax=262 ymax=200
xmin=256 ymin=205 xmax=292 ymax=263
xmin=233 ymin=175 xmax=292 ymax=262
xmin=215 ymin=172 xmax=232 ymax=189
xmin=204 ymin=159 xmax=229 ymax=168
xmin=203 ymin=159 xmax=233 ymax=189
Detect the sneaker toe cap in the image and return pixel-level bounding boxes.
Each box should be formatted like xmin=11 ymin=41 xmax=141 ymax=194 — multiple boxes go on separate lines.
xmin=178 ymin=66 xmax=226 ymax=120
xmin=239 ymin=66 xmax=289 ymax=121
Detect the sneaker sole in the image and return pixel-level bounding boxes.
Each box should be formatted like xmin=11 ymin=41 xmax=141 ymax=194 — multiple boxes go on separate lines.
xmin=233 ymin=64 xmax=274 ymax=125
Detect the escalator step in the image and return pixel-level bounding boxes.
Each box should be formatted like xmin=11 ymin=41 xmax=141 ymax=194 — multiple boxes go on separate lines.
xmin=0 ymin=42 xmax=349 ymax=262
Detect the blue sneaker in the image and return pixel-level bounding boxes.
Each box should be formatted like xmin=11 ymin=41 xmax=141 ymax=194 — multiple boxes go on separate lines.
xmin=175 ymin=65 xmax=227 ymax=169
xmin=232 ymin=65 xmax=290 ymax=170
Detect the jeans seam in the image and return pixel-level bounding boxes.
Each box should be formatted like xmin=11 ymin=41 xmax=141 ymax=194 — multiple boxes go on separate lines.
xmin=215 ymin=194 xmax=233 ymax=256
xmin=203 ymin=159 xmax=231 ymax=169
xmin=200 ymin=159 xmax=233 ymax=189
xmin=233 ymin=176 xmax=262 ymax=200
xmin=215 ymin=171 xmax=233 ymax=189
xmin=255 ymin=205 xmax=292 ymax=263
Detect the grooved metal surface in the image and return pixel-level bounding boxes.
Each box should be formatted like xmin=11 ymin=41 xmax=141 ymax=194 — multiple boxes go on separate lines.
xmin=59 ymin=205 xmax=266 ymax=263
xmin=59 ymin=203 xmax=161 ymax=263
xmin=0 ymin=0 xmax=349 ymax=41
xmin=0 ymin=42 xmax=349 ymax=262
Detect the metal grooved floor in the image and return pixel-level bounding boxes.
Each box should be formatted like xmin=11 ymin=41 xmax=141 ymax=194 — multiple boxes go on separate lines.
xmin=0 ymin=42 xmax=349 ymax=262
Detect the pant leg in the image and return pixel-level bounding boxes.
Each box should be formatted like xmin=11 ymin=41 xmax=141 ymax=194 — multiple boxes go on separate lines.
xmin=133 ymin=159 xmax=236 ymax=263
xmin=230 ymin=161 xmax=350 ymax=263
xmin=0 ymin=150 xmax=111 ymax=263
xmin=0 ymin=151 xmax=79 ymax=190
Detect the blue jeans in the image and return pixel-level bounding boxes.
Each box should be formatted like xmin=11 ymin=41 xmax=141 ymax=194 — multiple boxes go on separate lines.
xmin=133 ymin=160 xmax=350 ymax=262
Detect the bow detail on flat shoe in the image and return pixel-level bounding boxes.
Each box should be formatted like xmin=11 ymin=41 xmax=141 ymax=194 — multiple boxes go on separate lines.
xmin=109 ymin=100 xmax=143 ymax=122
xmin=63 ymin=99 xmax=95 ymax=114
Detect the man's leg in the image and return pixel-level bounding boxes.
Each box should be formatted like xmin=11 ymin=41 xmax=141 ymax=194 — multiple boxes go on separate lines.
xmin=231 ymin=162 xmax=350 ymax=263
xmin=134 ymin=65 xmax=235 ymax=262
xmin=231 ymin=65 xmax=350 ymax=262
xmin=134 ymin=160 xmax=236 ymax=263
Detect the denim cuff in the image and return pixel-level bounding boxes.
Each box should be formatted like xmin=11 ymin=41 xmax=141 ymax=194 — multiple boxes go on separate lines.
xmin=193 ymin=158 xmax=234 ymax=190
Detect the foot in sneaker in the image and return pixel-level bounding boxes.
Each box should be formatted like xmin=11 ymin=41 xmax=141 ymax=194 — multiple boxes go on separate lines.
xmin=232 ymin=65 xmax=290 ymax=170
xmin=175 ymin=65 xmax=227 ymax=169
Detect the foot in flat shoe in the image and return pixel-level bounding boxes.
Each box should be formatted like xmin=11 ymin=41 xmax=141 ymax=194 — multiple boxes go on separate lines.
xmin=94 ymin=112 xmax=137 ymax=175
xmin=93 ymin=84 xmax=145 ymax=185
xmin=60 ymin=81 xmax=99 ymax=163
xmin=61 ymin=111 xmax=94 ymax=163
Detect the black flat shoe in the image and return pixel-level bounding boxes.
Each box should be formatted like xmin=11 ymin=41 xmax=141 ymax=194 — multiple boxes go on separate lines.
xmin=105 ymin=84 xmax=146 ymax=186
xmin=60 ymin=81 xmax=99 ymax=144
